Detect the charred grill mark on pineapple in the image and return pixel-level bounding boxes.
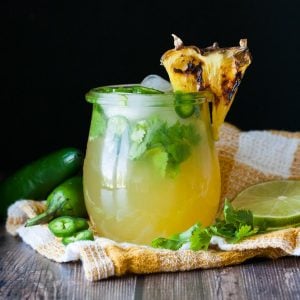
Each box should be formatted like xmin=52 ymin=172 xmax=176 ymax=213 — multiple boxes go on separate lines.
xmin=234 ymin=51 xmax=252 ymax=69
xmin=173 ymin=60 xmax=204 ymax=91
xmin=190 ymin=46 xmax=203 ymax=54
xmin=173 ymin=61 xmax=201 ymax=74
xmin=196 ymin=67 xmax=204 ymax=91
xmin=173 ymin=68 xmax=183 ymax=73
xmin=229 ymin=72 xmax=242 ymax=101
xmin=221 ymin=71 xmax=242 ymax=103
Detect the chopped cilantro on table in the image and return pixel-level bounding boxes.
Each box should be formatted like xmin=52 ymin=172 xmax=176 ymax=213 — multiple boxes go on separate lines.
xmin=151 ymin=200 xmax=260 ymax=251
xmin=129 ymin=117 xmax=200 ymax=177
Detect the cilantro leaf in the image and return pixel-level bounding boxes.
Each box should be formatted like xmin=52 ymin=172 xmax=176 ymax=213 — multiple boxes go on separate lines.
xmin=151 ymin=223 xmax=200 ymax=250
xmin=129 ymin=117 xmax=163 ymax=160
xmin=129 ymin=117 xmax=201 ymax=178
xmin=148 ymin=148 xmax=169 ymax=177
xmin=190 ymin=226 xmax=211 ymax=250
xmin=209 ymin=220 xmax=237 ymax=239
xmin=166 ymin=162 xmax=180 ymax=178
xmin=166 ymin=142 xmax=191 ymax=164
xmin=210 ymin=201 xmax=257 ymax=241
xmin=128 ymin=142 xmax=147 ymax=160
xmin=170 ymin=223 xmax=200 ymax=241
xmin=89 ymin=105 xmax=107 ymax=140
xmin=150 ymin=122 xmax=170 ymax=146
xmin=166 ymin=121 xmax=200 ymax=145
xmin=180 ymin=123 xmax=201 ymax=145
xmin=151 ymin=237 xmax=184 ymax=250
xmin=223 ymin=199 xmax=253 ymax=227
xmin=233 ymin=225 xmax=259 ymax=243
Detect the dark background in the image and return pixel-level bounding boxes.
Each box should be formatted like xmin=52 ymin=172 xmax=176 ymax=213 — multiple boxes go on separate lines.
xmin=1 ymin=0 xmax=300 ymax=177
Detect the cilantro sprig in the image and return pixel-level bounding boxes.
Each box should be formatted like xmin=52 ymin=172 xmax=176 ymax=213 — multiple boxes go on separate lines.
xmin=151 ymin=200 xmax=259 ymax=251
xmin=129 ymin=117 xmax=200 ymax=177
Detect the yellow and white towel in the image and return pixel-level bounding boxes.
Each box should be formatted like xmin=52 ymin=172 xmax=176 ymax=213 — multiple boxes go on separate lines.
xmin=5 ymin=123 xmax=300 ymax=281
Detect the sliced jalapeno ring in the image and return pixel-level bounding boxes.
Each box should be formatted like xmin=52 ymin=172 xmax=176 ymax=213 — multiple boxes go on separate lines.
xmin=62 ymin=229 xmax=94 ymax=245
xmin=175 ymin=103 xmax=195 ymax=118
xmin=74 ymin=218 xmax=89 ymax=231
xmin=174 ymin=92 xmax=196 ymax=118
xmin=48 ymin=216 xmax=77 ymax=237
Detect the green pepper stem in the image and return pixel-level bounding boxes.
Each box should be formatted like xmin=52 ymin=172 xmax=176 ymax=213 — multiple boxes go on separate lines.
xmin=25 ymin=210 xmax=56 ymax=227
xmin=25 ymin=196 xmax=66 ymax=227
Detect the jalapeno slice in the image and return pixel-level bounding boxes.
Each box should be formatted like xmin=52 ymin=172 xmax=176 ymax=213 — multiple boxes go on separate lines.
xmin=62 ymin=229 xmax=94 ymax=245
xmin=48 ymin=216 xmax=77 ymax=237
xmin=74 ymin=218 xmax=89 ymax=231
xmin=174 ymin=92 xmax=195 ymax=118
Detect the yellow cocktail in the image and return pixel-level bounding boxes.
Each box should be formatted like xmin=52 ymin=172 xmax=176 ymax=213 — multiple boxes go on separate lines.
xmin=83 ymin=86 xmax=221 ymax=245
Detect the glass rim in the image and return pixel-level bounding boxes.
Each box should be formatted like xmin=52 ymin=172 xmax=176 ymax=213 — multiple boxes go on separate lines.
xmin=85 ymin=84 xmax=215 ymax=107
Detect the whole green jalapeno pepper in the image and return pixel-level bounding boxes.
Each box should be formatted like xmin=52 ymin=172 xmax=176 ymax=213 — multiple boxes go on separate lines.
xmin=0 ymin=148 xmax=83 ymax=220
xmin=26 ymin=176 xmax=87 ymax=227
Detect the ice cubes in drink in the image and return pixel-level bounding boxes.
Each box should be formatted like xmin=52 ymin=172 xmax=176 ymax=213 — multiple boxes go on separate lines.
xmin=141 ymin=74 xmax=172 ymax=92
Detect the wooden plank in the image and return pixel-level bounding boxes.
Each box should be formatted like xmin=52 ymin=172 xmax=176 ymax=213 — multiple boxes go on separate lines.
xmin=1 ymin=225 xmax=300 ymax=299
xmin=0 ymin=226 xmax=137 ymax=300
xmin=139 ymin=271 xmax=205 ymax=300
xmin=140 ymin=258 xmax=300 ymax=300
xmin=237 ymin=258 xmax=300 ymax=300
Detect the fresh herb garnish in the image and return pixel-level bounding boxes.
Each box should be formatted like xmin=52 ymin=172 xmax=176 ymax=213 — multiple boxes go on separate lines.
xmin=151 ymin=200 xmax=259 ymax=251
xmin=190 ymin=225 xmax=212 ymax=250
xmin=151 ymin=237 xmax=185 ymax=251
xmin=89 ymin=104 xmax=107 ymax=140
xmin=129 ymin=117 xmax=200 ymax=177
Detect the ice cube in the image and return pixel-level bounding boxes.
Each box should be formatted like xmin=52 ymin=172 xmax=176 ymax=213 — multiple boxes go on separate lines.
xmin=141 ymin=74 xmax=172 ymax=92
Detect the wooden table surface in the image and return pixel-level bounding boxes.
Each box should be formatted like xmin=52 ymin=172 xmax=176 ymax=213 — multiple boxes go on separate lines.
xmin=1 ymin=225 xmax=300 ymax=300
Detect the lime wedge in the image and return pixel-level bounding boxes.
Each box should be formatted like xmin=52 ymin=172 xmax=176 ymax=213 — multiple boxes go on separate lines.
xmin=231 ymin=180 xmax=300 ymax=228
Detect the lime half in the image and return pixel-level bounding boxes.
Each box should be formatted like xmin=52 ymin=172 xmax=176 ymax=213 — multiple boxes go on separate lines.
xmin=231 ymin=180 xmax=300 ymax=228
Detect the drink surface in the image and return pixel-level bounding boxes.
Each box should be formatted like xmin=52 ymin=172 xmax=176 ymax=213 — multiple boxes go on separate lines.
xmin=83 ymin=88 xmax=221 ymax=245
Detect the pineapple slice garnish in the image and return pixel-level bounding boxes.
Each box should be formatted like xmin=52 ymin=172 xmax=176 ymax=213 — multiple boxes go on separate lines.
xmin=161 ymin=34 xmax=252 ymax=140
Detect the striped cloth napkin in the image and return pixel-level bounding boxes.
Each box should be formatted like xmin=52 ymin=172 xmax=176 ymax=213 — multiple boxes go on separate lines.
xmin=5 ymin=123 xmax=300 ymax=281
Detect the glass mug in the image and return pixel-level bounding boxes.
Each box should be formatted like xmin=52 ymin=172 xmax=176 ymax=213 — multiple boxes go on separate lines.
xmin=83 ymin=86 xmax=221 ymax=245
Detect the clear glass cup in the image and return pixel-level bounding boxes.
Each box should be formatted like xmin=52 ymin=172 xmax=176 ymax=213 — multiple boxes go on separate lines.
xmin=83 ymin=86 xmax=221 ymax=245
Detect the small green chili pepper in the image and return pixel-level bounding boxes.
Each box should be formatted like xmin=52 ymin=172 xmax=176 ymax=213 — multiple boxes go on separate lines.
xmin=26 ymin=176 xmax=87 ymax=227
xmin=62 ymin=229 xmax=94 ymax=245
xmin=48 ymin=216 xmax=77 ymax=237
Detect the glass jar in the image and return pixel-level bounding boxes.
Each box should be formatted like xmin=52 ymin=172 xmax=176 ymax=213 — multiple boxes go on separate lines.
xmin=83 ymin=86 xmax=221 ymax=245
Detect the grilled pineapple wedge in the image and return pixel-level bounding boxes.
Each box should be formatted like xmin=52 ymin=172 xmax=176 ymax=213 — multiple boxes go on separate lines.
xmin=161 ymin=35 xmax=252 ymax=140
